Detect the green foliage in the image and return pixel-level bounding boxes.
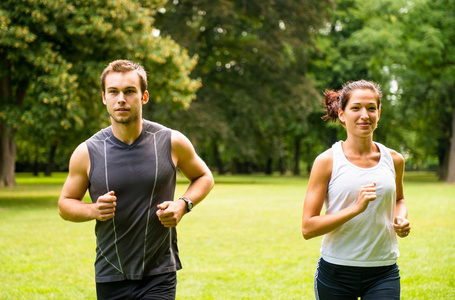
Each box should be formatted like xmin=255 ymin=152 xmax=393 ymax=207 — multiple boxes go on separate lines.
xmin=0 ymin=0 xmax=200 ymax=175
xmin=154 ymin=0 xmax=333 ymax=173
xmin=0 ymin=173 xmax=454 ymax=298
xmin=381 ymin=0 xmax=455 ymax=177
xmin=308 ymin=0 xmax=455 ymax=176
xmin=4 ymin=0 xmax=455 ymax=177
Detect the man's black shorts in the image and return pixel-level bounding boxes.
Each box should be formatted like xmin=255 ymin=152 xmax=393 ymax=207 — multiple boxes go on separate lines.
xmin=96 ymin=272 xmax=177 ymax=300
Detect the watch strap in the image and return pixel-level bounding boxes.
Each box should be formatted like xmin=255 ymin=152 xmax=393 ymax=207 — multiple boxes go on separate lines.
xmin=178 ymin=196 xmax=193 ymax=212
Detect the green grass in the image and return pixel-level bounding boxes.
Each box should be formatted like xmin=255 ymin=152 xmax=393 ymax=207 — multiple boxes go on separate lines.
xmin=0 ymin=172 xmax=454 ymax=299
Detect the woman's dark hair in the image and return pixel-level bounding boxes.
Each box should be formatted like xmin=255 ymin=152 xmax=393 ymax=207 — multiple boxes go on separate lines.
xmin=322 ymin=80 xmax=382 ymax=123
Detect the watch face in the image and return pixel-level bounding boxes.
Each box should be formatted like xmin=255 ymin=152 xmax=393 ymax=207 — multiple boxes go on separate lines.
xmin=187 ymin=201 xmax=193 ymax=210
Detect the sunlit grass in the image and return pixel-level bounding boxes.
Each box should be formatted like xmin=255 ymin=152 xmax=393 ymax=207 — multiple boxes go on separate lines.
xmin=0 ymin=172 xmax=453 ymax=299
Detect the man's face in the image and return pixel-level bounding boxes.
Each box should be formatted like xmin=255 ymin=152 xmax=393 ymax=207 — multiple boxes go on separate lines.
xmin=102 ymin=70 xmax=148 ymax=125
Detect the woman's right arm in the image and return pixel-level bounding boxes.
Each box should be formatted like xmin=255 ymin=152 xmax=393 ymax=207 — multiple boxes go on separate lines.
xmin=301 ymin=150 xmax=376 ymax=239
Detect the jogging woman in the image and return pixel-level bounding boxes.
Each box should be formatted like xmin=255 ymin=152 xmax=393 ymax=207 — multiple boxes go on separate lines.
xmin=302 ymin=80 xmax=411 ymax=299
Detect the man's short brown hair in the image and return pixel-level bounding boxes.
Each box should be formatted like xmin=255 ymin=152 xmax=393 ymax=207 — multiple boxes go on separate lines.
xmin=100 ymin=59 xmax=148 ymax=94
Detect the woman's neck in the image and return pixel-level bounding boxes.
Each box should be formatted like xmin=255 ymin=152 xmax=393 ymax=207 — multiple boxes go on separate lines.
xmin=343 ymin=136 xmax=377 ymax=156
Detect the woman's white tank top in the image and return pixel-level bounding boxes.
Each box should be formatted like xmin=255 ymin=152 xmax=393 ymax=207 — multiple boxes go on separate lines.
xmin=320 ymin=141 xmax=399 ymax=267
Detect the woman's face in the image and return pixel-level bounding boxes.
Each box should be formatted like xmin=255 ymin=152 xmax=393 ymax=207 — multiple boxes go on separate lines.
xmin=338 ymin=88 xmax=381 ymax=137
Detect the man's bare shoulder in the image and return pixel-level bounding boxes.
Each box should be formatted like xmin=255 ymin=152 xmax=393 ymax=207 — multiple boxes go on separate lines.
xmin=69 ymin=142 xmax=90 ymax=173
xmin=72 ymin=142 xmax=89 ymax=157
xmin=171 ymin=130 xmax=194 ymax=152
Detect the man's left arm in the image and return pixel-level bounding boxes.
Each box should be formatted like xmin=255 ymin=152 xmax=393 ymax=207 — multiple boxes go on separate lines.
xmin=156 ymin=130 xmax=214 ymax=227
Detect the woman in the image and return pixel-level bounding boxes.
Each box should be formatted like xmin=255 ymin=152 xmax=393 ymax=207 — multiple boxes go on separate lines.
xmin=302 ymin=80 xmax=411 ymax=299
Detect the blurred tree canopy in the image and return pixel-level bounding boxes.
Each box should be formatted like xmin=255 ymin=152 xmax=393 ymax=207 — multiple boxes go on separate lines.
xmin=320 ymin=0 xmax=455 ymax=181
xmin=2 ymin=0 xmax=455 ymax=184
xmin=0 ymin=0 xmax=200 ymax=186
xmin=154 ymin=0 xmax=332 ymax=174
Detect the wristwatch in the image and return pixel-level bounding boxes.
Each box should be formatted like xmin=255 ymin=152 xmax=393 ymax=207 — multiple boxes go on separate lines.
xmin=178 ymin=197 xmax=193 ymax=212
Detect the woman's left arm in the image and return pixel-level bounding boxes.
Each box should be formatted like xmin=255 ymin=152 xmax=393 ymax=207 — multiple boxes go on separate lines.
xmin=391 ymin=150 xmax=411 ymax=238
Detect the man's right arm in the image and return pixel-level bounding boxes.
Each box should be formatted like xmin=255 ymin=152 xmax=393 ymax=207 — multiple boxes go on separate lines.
xmin=58 ymin=143 xmax=117 ymax=222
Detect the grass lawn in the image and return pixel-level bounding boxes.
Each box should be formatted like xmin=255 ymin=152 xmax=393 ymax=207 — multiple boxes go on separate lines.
xmin=0 ymin=172 xmax=454 ymax=299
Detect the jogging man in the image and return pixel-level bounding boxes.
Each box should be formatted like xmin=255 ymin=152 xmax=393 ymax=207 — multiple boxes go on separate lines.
xmin=58 ymin=59 xmax=214 ymax=299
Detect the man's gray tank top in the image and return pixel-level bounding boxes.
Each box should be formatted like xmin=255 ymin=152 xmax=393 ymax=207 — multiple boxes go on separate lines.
xmin=86 ymin=119 xmax=181 ymax=283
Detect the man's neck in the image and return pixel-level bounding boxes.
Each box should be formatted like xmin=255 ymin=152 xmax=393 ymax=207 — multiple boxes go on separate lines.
xmin=111 ymin=119 xmax=144 ymax=145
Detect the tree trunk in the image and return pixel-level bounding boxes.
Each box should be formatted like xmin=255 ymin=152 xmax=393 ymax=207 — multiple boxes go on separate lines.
xmin=213 ymin=140 xmax=225 ymax=175
xmin=0 ymin=59 xmax=18 ymax=186
xmin=33 ymin=147 xmax=39 ymax=176
xmin=265 ymin=157 xmax=272 ymax=175
xmin=446 ymin=107 xmax=455 ymax=183
xmin=437 ymin=141 xmax=449 ymax=181
xmin=0 ymin=120 xmax=17 ymax=187
xmin=278 ymin=156 xmax=285 ymax=175
xmin=293 ymin=136 xmax=302 ymax=175
xmin=45 ymin=144 xmax=57 ymax=176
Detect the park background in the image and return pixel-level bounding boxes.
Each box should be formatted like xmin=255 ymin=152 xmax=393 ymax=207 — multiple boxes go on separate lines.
xmin=1 ymin=0 xmax=454 ymax=299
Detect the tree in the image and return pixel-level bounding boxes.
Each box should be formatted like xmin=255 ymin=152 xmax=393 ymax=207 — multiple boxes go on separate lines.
xmin=341 ymin=0 xmax=455 ymax=181
xmin=393 ymin=0 xmax=455 ymax=181
xmin=304 ymin=0 xmax=402 ymax=172
xmin=155 ymin=0 xmax=332 ymax=174
xmin=0 ymin=0 xmax=200 ymax=186
xmin=311 ymin=0 xmax=438 ymax=170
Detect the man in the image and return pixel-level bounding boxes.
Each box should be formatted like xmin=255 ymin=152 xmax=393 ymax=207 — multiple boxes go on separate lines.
xmin=58 ymin=59 xmax=214 ymax=300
